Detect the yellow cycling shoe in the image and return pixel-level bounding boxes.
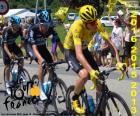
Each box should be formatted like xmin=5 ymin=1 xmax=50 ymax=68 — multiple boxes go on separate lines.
xmin=72 ymin=100 xmax=85 ymax=114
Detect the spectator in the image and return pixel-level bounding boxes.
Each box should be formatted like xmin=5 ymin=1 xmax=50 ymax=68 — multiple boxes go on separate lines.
xmin=118 ymin=8 xmax=134 ymax=67
xmin=108 ymin=14 xmax=124 ymax=54
xmin=100 ymin=40 xmax=109 ymax=67
xmin=90 ymin=32 xmax=109 ymax=66
xmin=90 ymin=32 xmax=102 ymax=65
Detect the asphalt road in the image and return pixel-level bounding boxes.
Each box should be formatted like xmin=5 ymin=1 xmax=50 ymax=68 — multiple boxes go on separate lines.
xmin=0 ymin=59 xmax=140 ymax=116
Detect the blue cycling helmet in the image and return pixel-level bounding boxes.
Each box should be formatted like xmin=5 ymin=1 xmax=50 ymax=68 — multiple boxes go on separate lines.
xmin=10 ymin=15 xmax=21 ymax=25
xmin=38 ymin=10 xmax=50 ymax=23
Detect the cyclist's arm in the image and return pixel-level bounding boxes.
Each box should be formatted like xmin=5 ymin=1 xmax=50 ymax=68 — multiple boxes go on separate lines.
xmin=29 ymin=30 xmax=44 ymax=64
xmin=88 ymin=37 xmax=96 ymax=51
xmin=3 ymin=29 xmax=12 ymax=58
xmin=32 ymin=44 xmax=44 ymax=64
xmin=97 ymin=19 xmax=121 ymax=62
xmin=4 ymin=43 xmax=12 ymax=58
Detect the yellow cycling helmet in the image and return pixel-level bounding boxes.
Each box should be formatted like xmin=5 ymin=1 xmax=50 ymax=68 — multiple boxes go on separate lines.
xmin=79 ymin=5 xmax=97 ymax=23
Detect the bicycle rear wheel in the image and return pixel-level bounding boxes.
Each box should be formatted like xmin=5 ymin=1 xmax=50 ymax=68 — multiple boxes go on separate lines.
xmin=18 ymin=68 xmax=31 ymax=97
xmin=103 ymin=92 xmax=132 ymax=116
xmin=66 ymin=85 xmax=91 ymax=116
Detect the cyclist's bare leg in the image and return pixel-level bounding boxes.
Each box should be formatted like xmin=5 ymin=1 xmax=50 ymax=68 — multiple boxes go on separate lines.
xmin=38 ymin=64 xmax=44 ymax=83
xmin=4 ymin=65 xmax=10 ymax=82
xmin=38 ymin=64 xmax=53 ymax=83
xmin=73 ymin=69 xmax=88 ymax=97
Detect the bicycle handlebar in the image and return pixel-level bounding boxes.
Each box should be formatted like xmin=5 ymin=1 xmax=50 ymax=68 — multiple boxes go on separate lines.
xmin=100 ymin=67 xmax=129 ymax=80
xmin=11 ymin=56 xmax=27 ymax=62
xmin=42 ymin=60 xmax=69 ymax=71
xmin=90 ymin=67 xmax=129 ymax=90
xmin=47 ymin=61 xmax=67 ymax=67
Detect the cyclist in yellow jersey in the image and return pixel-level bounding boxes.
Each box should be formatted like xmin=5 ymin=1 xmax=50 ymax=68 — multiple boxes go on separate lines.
xmin=64 ymin=5 xmax=126 ymax=114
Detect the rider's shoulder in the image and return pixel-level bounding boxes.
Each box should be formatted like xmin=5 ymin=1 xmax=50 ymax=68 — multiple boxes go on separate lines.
xmin=73 ymin=19 xmax=84 ymax=26
xmin=71 ymin=19 xmax=85 ymax=31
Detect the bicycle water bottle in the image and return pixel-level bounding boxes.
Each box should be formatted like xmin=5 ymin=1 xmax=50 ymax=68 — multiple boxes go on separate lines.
xmin=87 ymin=95 xmax=95 ymax=113
xmin=11 ymin=69 xmax=18 ymax=82
xmin=43 ymin=81 xmax=52 ymax=96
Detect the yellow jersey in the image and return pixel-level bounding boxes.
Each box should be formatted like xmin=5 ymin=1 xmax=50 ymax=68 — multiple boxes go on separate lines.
xmin=64 ymin=19 xmax=109 ymax=50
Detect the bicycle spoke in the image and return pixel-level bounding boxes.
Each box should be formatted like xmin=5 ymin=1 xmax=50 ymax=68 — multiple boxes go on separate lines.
xmin=105 ymin=94 xmax=131 ymax=116
xmin=111 ymin=97 xmax=121 ymax=115
xmin=106 ymin=102 xmax=113 ymax=116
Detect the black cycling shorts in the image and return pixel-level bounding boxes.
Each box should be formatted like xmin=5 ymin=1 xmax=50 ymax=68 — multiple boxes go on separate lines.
xmin=64 ymin=48 xmax=99 ymax=73
xmin=36 ymin=44 xmax=53 ymax=63
xmin=2 ymin=43 xmax=23 ymax=65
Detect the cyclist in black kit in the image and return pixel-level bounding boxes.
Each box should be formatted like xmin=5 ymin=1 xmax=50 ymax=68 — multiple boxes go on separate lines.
xmin=29 ymin=10 xmax=59 ymax=100
xmin=2 ymin=15 xmax=24 ymax=94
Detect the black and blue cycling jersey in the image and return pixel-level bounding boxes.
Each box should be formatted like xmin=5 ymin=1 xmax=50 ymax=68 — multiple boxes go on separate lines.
xmin=29 ymin=24 xmax=58 ymax=46
xmin=2 ymin=26 xmax=24 ymax=45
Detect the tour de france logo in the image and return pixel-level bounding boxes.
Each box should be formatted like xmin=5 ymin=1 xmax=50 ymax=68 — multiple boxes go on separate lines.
xmin=3 ymin=81 xmax=40 ymax=111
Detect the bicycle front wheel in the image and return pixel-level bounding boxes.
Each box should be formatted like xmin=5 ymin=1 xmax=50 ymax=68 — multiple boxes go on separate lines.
xmin=103 ymin=92 xmax=132 ymax=116
xmin=54 ymin=78 xmax=68 ymax=115
xmin=34 ymin=77 xmax=67 ymax=116
xmin=43 ymin=78 xmax=68 ymax=116
xmin=66 ymin=85 xmax=91 ymax=116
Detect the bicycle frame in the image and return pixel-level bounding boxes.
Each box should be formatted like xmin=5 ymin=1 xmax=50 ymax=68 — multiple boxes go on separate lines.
xmin=93 ymin=79 xmax=110 ymax=115
xmin=41 ymin=61 xmax=67 ymax=101
xmin=9 ymin=58 xmax=24 ymax=87
xmin=80 ymin=76 xmax=110 ymax=115
xmin=82 ymin=67 xmax=129 ymax=115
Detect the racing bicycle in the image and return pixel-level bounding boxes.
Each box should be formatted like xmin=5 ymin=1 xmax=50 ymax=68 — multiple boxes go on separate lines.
xmin=4 ymin=57 xmax=31 ymax=99
xmin=33 ymin=61 xmax=68 ymax=116
xmin=66 ymin=68 xmax=132 ymax=116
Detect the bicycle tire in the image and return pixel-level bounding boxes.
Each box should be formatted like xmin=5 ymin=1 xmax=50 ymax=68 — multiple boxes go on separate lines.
xmin=19 ymin=68 xmax=31 ymax=83
xmin=54 ymin=78 xmax=68 ymax=115
xmin=4 ymin=67 xmax=7 ymax=90
xmin=66 ymin=85 xmax=90 ymax=116
xmin=17 ymin=68 xmax=31 ymax=97
xmin=102 ymin=92 xmax=132 ymax=116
